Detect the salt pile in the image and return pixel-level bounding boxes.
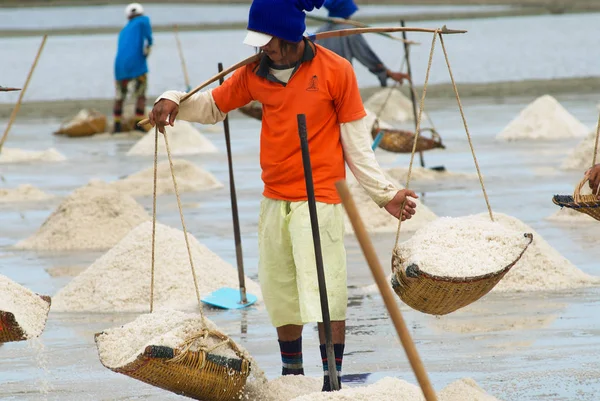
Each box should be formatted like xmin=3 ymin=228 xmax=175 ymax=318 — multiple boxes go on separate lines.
xmin=127 ymin=120 xmax=218 ymax=156
xmin=484 ymin=212 xmax=600 ymax=292
xmin=0 ymin=274 xmax=51 ymax=339
xmin=363 ymin=88 xmax=426 ymax=123
xmin=95 ymin=310 xmax=241 ymax=369
xmin=344 ymin=174 xmax=437 ymax=234
xmin=561 ymin=129 xmax=599 ymax=170
xmin=394 ymin=215 xmax=530 ymax=277
xmin=15 ymin=182 xmax=150 ymax=251
xmin=111 ymin=159 xmax=223 ymax=197
xmin=255 ymin=376 xmax=502 ymax=401
xmin=0 ymin=184 xmax=53 ymax=203
xmin=496 ymin=95 xmax=588 ymax=141
xmin=51 ymin=221 xmax=262 ymax=312
xmin=0 ymin=147 xmax=66 ymax=164
xmin=364 ymin=108 xmax=394 ymax=131
xmin=386 ymin=166 xmax=477 ymax=182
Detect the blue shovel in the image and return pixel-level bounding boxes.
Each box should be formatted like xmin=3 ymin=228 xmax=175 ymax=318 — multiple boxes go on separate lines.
xmin=372 ymin=130 xmax=384 ymax=151
xmin=201 ymin=63 xmax=257 ymax=309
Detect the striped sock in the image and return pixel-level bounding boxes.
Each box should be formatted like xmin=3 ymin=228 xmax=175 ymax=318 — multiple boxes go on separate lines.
xmin=278 ymin=337 xmax=304 ymax=376
xmin=320 ymin=343 xmax=344 ymax=391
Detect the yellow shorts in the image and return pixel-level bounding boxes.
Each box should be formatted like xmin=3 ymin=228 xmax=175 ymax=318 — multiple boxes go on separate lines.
xmin=258 ymin=197 xmax=347 ymax=328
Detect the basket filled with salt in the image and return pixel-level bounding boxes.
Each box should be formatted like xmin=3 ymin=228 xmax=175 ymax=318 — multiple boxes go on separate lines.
xmin=95 ymin=310 xmax=251 ymax=401
xmin=0 ymin=274 xmax=52 ymax=343
xmin=391 ymin=216 xmax=533 ymax=316
xmin=552 ymin=174 xmax=600 ymax=222
xmin=371 ymin=124 xmax=444 ymax=154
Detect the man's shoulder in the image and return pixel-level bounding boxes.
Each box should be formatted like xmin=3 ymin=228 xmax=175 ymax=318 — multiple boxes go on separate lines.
xmin=314 ymin=44 xmax=353 ymax=70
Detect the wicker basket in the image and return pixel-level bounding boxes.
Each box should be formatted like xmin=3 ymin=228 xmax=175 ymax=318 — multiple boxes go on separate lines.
xmin=238 ymin=101 xmax=263 ymax=121
xmin=0 ymin=295 xmax=51 ymax=343
xmin=552 ymin=175 xmax=600 ymax=221
xmin=54 ymin=109 xmax=107 ymax=137
xmin=371 ymin=124 xmax=445 ymax=153
xmin=95 ymin=329 xmax=251 ymax=401
xmin=391 ymin=233 xmax=533 ymax=316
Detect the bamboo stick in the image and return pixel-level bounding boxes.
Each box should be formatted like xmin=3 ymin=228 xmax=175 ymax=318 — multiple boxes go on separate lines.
xmin=335 ymin=180 xmax=438 ymax=401
xmin=174 ymin=24 xmax=192 ymax=92
xmin=0 ymin=34 xmax=47 ymax=152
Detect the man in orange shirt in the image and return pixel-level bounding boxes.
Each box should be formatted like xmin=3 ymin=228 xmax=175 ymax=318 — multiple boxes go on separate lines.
xmin=149 ymin=0 xmax=418 ymax=391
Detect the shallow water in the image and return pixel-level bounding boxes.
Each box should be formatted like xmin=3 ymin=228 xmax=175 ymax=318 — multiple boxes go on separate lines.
xmin=1 ymin=93 xmax=600 ymax=400
xmin=1 ymin=12 xmax=599 ymax=103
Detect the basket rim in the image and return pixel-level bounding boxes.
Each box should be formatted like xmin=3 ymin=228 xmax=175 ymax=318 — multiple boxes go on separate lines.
xmin=393 ymin=232 xmax=533 ymax=283
xmin=552 ymin=194 xmax=600 ymax=209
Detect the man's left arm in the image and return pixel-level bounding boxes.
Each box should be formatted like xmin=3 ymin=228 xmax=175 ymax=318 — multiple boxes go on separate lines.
xmin=143 ymin=17 xmax=153 ymax=53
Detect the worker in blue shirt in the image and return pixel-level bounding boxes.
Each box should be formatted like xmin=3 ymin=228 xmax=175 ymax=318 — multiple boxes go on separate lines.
xmin=113 ymin=3 xmax=153 ymax=133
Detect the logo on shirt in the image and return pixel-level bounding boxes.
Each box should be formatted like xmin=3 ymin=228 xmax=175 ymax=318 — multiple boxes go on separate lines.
xmin=306 ymin=75 xmax=319 ymax=91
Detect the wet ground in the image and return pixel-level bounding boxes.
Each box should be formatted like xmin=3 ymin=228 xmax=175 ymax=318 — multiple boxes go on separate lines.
xmin=1 ymin=92 xmax=600 ymax=400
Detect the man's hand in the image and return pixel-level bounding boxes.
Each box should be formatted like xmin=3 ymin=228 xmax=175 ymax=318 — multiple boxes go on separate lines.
xmin=384 ymin=189 xmax=418 ymax=221
xmin=149 ymin=99 xmax=179 ymax=134
xmin=587 ymin=163 xmax=600 ymax=197
xmin=144 ymin=45 xmax=152 ymax=57
xmin=387 ymin=70 xmax=411 ymax=85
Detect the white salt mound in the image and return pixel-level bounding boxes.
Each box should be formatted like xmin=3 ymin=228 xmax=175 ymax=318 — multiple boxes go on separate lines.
xmin=0 ymin=147 xmax=66 ymax=164
xmin=364 ymin=88 xmax=427 ymax=124
xmin=485 ymin=212 xmax=600 ymax=292
xmin=386 ymin=166 xmax=477 ymax=182
xmin=15 ymin=182 xmax=150 ymax=251
xmin=289 ymin=376 xmax=501 ymax=401
xmin=344 ymin=174 xmax=437 ymax=234
xmin=0 ymin=184 xmax=53 ymax=203
xmin=51 ymin=221 xmax=262 ymax=312
xmin=561 ymin=129 xmax=599 ymax=170
xmin=96 ymin=310 xmax=242 ymax=369
xmin=547 ymin=207 xmax=597 ymax=223
xmin=0 ymin=274 xmax=51 ymax=338
xmin=497 ymin=95 xmax=588 ymax=141
xmin=242 ymin=375 xmax=322 ymax=401
xmin=395 ymin=215 xmax=530 ymax=277
xmin=111 ymin=159 xmax=223 ymax=197
xmin=364 ymin=108 xmax=394 ymax=131
xmin=127 ymin=120 xmax=218 ymax=156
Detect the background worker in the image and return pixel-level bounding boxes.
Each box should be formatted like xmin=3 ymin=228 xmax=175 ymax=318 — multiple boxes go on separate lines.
xmin=113 ymin=2 xmax=153 ymax=133
xmin=314 ymin=0 xmax=409 ymax=87
xmin=148 ymin=0 xmax=418 ymax=392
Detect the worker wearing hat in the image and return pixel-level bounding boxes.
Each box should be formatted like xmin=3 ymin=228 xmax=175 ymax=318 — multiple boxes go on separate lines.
xmin=149 ymin=0 xmax=418 ymax=391
xmin=314 ymin=0 xmax=409 ymax=87
xmin=113 ymin=3 xmax=153 ymax=133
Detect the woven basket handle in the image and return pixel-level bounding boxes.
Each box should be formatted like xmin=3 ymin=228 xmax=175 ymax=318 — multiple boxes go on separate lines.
xmin=573 ymin=171 xmax=600 ymax=203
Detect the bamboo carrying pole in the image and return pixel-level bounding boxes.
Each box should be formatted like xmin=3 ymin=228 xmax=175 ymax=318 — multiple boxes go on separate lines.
xmin=174 ymin=24 xmax=192 ymax=92
xmin=305 ymin=14 xmax=418 ymax=45
xmin=298 ymin=114 xmax=339 ymax=391
xmin=0 ymin=87 xmax=21 ymax=92
xmin=218 ymin=62 xmax=249 ymax=304
xmin=137 ymin=25 xmax=466 ymax=127
xmin=0 ymin=34 xmax=47 ymax=153
xmin=335 ymin=180 xmax=438 ymax=401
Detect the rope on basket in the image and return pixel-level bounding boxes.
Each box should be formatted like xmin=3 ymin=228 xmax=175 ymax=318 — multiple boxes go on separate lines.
xmin=393 ymin=30 xmax=438 ymax=249
xmin=591 ymin=111 xmax=600 ymax=167
xmin=150 ymin=125 xmax=204 ymax=320
xmin=373 ymin=58 xmax=406 ymax=128
xmin=168 ymin=329 xmax=234 ymax=364
xmin=438 ymin=33 xmax=493 ymax=222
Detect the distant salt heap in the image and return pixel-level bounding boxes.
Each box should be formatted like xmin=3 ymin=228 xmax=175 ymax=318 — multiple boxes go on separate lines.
xmin=497 ymin=95 xmax=588 ymax=141
xmin=51 ymin=221 xmax=262 ymax=312
xmin=345 ymin=174 xmax=437 ymax=234
xmin=386 ymin=166 xmax=477 ymax=183
xmin=0 ymin=184 xmax=52 ymax=203
xmin=15 ymin=182 xmax=150 ymax=251
xmin=245 ymin=375 xmax=501 ymax=401
xmin=0 ymin=147 xmax=66 ymax=164
xmin=111 ymin=159 xmax=223 ymax=197
xmin=364 ymin=88 xmax=426 ymax=124
xmin=487 ymin=212 xmax=600 ymax=292
xmin=394 ymin=215 xmax=530 ymax=277
xmin=561 ymin=128 xmax=599 ymax=170
xmin=127 ymin=120 xmax=218 ymax=156
xmin=364 ymin=108 xmax=394 ymax=131
xmin=96 ymin=310 xmax=242 ymax=369
xmin=0 ymin=274 xmax=51 ymax=339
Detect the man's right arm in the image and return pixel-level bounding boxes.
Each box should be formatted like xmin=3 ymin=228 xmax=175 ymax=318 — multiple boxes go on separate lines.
xmin=155 ymin=89 xmax=227 ymax=125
